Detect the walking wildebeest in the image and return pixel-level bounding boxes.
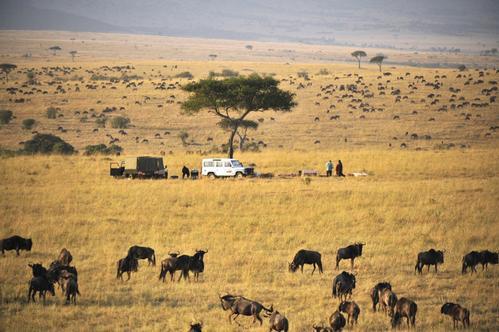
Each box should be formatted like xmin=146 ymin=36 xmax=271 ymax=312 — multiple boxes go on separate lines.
xmin=188 ymin=322 xmax=203 ymax=332
xmin=370 ymin=282 xmax=392 ymax=312
xmin=338 ymin=301 xmax=360 ymax=325
xmin=1 ymin=235 xmax=32 ymax=255
xmin=441 ymin=302 xmax=470 ymax=329
xmin=175 ymin=250 xmax=207 ymax=281
xmin=57 ymin=248 xmax=73 ymax=266
xmin=159 ymin=252 xmax=179 ymax=282
xmin=329 ymin=310 xmax=347 ymax=332
xmin=415 ymin=249 xmax=444 ymax=274
xmin=288 ymin=249 xmax=323 ymax=274
xmin=462 ymin=251 xmax=481 ymax=274
xmin=116 ymin=256 xmax=138 ymax=281
xmin=28 ymin=275 xmax=55 ymax=303
xmin=391 ymin=297 xmax=417 ymax=328
xmin=336 ymin=243 xmax=364 ymax=269
xmin=379 ymin=288 xmax=398 ymax=316
xmin=219 ymin=294 xmax=273 ymax=326
xmin=127 ymin=245 xmax=156 ymax=266
xmin=269 ymin=310 xmax=289 ymax=331
xmin=332 ymin=271 xmax=356 ymax=301
xmin=62 ymin=275 xmax=80 ymax=305
xmin=479 ymin=250 xmax=498 ymax=270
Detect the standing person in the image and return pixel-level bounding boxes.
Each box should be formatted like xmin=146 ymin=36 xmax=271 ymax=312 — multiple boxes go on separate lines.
xmin=164 ymin=165 xmax=168 ymax=179
xmin=182 ymin=165 xmax=190 ymax=179
xmin=326 ymin=160 xmax=333 ymax=177
xmin=336 ymin=160 xmax=345 ymax=177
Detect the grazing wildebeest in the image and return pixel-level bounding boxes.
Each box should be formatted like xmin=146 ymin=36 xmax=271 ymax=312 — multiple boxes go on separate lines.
xmin=336 ymin=243 xmax=364 ymax=269
xmin=116 ymin=256 xmax=138 ymax=281
xmin=479 ymin=250 xmax=498 ymax=270
xmin=62 ymin=275 xmax=80 ymax=305
xmin=1 ymin=235 xmax=32 ymax=255
xmin=379 ymin=288 xmax=398 ymax=316
xmin=441 ymin=302 xmax=470 ymax=329
xmin=159 ymin=252 xmax=179 ymax=282
xmin=338 ymin=301 xmax=360 ymax=325
xmin=57 ymin=248 xmax=73 ymax=266
xmin=415 ymin=249 xmax=444 ymax=274
xmin=269 ymin=310 xmax=289 ymax=331
xmin=391 ymin=298 xmax=417 ymax=328
xmin=127 ymin=245 xmax=156 ymax=266
xmin=188 ymin=322 xmax=203 ymax=332
xmin=288 ymin=249 xmax=323 ymax=274
xmin=329 ymin=310 xmax=347 ymax=332
xmin=219 ymin=294 xmax=273 ymax=326
xmin=28 ymin=276 xmax=55 ymax=303
xmin=332 ymin=271 xmax=356 ymax=302
xmin=462 ymin=251 xmax=481 ymax=274
xmin=370 ymin=282 xmax=392 ymax=312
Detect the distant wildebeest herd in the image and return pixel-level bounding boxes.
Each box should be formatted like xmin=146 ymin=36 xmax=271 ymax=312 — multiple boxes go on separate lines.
xmin=1 ymin=235 xmax=497 ymax=330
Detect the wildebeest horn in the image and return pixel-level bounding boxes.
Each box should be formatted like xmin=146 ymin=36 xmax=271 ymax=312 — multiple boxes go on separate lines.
xmin=204 ymin=249 xmax=208 ymax=253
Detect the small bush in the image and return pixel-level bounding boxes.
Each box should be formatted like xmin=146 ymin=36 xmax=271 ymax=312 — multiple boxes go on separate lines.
xmin=95 ymin=117 xmax=107 ymax=128
xmin=174 ymin=71 xmax=194 ymax=79
xmin=0 ymin=110 xmax=13 ymax=124
xmin=23 ymin=134 xmax=75 ymax=155
xmin=110 ymin=116 xmax=130 ymax=129
xmin=297 ymin=71 xmax=310 ymax=80
xmin=84 ymin=144 xmax=122 ymax=155
xmin=22 ymin=118 xmax=36 ymax=130
xmin=317 ymin=68 xmax=330 ymax=75
xmin=46 ymin=107 xmax=58 ymax=119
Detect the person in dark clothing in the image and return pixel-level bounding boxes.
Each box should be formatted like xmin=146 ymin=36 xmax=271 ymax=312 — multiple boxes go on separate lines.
xmin=182 ymin=166 xmax=190 ymax=179
xmin=336 ymin=160 xmax=345 ymax=177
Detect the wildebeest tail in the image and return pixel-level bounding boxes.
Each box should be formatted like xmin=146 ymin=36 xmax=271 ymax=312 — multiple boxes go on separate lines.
xmin=461 ymin=260 xmax=467 ymax=274
xmin=152 ymin=252 xmax=156 ymax=266
xmin=332 ymin=281 xmax=338 ymax=297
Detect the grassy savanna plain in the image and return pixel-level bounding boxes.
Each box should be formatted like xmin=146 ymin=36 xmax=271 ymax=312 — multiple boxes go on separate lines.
xmin=0 ymin=31 xmax=498 ymax=331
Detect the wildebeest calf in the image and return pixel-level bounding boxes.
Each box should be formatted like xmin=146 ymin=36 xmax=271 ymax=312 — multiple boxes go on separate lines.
xmin=338 ymin=301 xmax=360 ymax=325
xmin=159 ymin=252 xmax=179 ymax=282
xmin=415 ymin=249 xmax=444 ymax=274
xmin=289 ymin=249 xmax=323 ymax=274
xmin=336 ymin=243 xmax=364 ymax=269
xmin=269 ymin=310 xmax=289 ymax=331
xmin=391 ymin=297 xmax=417 ymax=328
xmin=57 ymin=248 xmax=73 ymax=266
xmin=28 ymin=276 xmax=55 ymax=303
xmin=332 ymin=271 xmax=356 ymax=301
xmin=370 ymin=282 xmax=392 ymax=312
xmin=441 ymin=302 xmax=470 ymax=329
xmin=188 ymin=322 xmax=202 ymax=332
xmin=379 ymin=288 xmax=398 ymax=316
xmin=329 ymin=310 xmax=346 ymax=332
xmin=62 ymin=275 xmax=80 ymax=305
xmin=1 ymin=235 xmax=32 ymax=256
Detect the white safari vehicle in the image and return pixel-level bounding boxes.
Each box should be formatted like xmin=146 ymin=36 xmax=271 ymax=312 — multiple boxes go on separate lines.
xmin=201 ymin=158 xmax=252 ymax=178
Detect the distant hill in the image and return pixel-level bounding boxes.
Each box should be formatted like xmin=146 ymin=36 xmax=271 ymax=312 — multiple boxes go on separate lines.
xmin=1 ymin=0 xmax=498 ymax=50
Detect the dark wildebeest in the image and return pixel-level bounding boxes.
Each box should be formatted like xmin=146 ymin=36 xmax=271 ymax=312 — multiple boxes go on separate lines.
xmin=188 ymin=322 xmax=202 ymax=332
xmin=370 ymin=282 xmax=392 ymax=312
xmin=28 ymin=263 xmax=48 ymax=278
xmin=28 ymin=275 xmax=55 ymax=303
xmin=441 ymin=302 xmax=470 ymax=329
xmin=338 ymin=301 xmax=360 ymax=325
xmin=391 ymin=298 xmax=417 ymax=328
xmin=1 ymin=235 xmax=32 ymax=255
xmin=219 ymin=294 xmax=273 ymax=326
xmin=57 ymin=248 xmax=73 ymax=266
xmin=479 ymin=250 xmax=498 ymax=270
xmin=127 ymin=245 xmax=156 ymax=266
xmin=415 ymin=249 xmax=444 ymax=274
xmin=462 ymin=251 xmax=481 ymax=274
xmin=330 ymin=310 xmax=347 ymax=332
xmin=159 ymin=252 xmax=179 ymax=282
xmin=332 ymin=271 xmax=356 ymax=302
xmin=336 ymin=243 xmax=364 ymax=269
xmin=116 ymin=256 xmax=138 ymax=281
xmin=62 ymin=275 xmax=80 ymax=305
xmin=175 ymin=250 xmax=207 ymax=282
xmin=288 ymin=249 xmax=323 ymax=274
xmin=269 ymin=310 xmax=289 ymax=331
xmin=48 ymin=260 xmax=78 ymax=292
xmin=379 ymin=288 xmax=398 ymax=317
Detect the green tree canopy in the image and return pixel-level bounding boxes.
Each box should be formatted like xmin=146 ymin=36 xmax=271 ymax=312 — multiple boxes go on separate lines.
xmin=370 ymin=55 xmax=386 ymax=72
xmin=0 ymin=63 xmax=17 ymax=82
xmin=182 ymin=74 xmax=296 ymax=157
xmin=351 ymin=50 xmax=367 ymax=68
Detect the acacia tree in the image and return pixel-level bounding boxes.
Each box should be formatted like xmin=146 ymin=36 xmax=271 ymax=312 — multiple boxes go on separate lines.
xmin=49 ymin=46 xmax=62 ymax=56
xmin=219 ymin=118 xmax=258 ymax=152
xmin=351 ymin=50 xmax=367 ymax=68
xmin=182 ymin=74 xmax=296 ymax=158
xmin=69 ymin=50 xmax=77 ymax=61
xmin=370 ymin=55 xmax=386 ymax=72
xmin=0 ymin=63 xmax=17 ymax=82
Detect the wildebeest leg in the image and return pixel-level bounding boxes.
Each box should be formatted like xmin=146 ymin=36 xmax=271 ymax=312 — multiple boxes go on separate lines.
xmin=16 ymin=246 xmax=20 ymax=256
xmin=311 ymin=263 xmax=316 ymax=275
xmin=427 ymin=264 xmax=430 ymax=272
xmin=28 ymin=287 xmax=32 ymax=303
xmin=351 ymin=258 xmax=354 ymax=269
xmin=336 ymin=257 xmax=340 ymax=269
xmin=435 ymin=264 xmax=438 ymax=273
xmin=41 ymin=291 xmax=46 ymax=304
xmin=453 ymin=319 xmax=456 ymax=329
xmin=300 ymin=264 xmax=304 ymax=273
xmin=127 ymin=271 xmax=131 ymax=281
xmin=255 ymin=313 xmax=263 ymax=325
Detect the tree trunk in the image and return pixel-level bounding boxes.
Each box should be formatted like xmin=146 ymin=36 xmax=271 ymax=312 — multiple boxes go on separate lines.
xmin=358 ymin=58 xmax=361 ymax=69
xmin=227 ymin=126 xmax=239 ymax=158
xmin=379 ymin=63 xmax=382 ymax=72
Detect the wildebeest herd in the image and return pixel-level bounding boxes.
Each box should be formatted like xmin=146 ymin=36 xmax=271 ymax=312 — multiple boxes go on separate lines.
xmin=1 ymin=235 xmax=497 ymax=330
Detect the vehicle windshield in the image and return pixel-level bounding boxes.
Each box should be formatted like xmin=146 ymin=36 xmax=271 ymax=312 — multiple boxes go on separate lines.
xmin=231 ymin=160 xmax=243 ymax=167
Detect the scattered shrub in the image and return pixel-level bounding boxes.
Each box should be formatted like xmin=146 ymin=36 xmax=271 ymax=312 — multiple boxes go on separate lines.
xmin=110 ymin=116 xmax=130 ymax=129
xmin=317 ymin=68 xmax=330 ymax=75
xmin=84 ymin=144 xmax=122 ymax=155
xmin=23 ymin=134 xmax=75 ymax=155
xmin=46 ymin=107 xmax=58 ymax=119
xmin=174 ymin=71 xmax=194 ymax=79
xmin=22 ymin=118 xmax=36 ymax=130
xmin=0 ymin=110 xmax=13 ymax=124
xmin=95 ymin=117 xmax=107 ymax=128
xmin=297 ymin=71 xmax=310 ymax=80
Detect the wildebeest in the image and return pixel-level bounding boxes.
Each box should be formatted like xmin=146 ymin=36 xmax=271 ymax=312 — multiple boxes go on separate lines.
xmin=127 ymin=245 xmax=156 ymax=266
xmin=312 ymin=324 xmax=333 ymax=332
xmin=175 ymin=250 xmax=207 ymax=282
xmin=336 ymin=243 xmax=364 ymax=269
xmin=1 ymin=235 xmax=32 ymax=255
xmin=441 ymin=302 xmax=470 ymax=329
xmin=159 ymin=252 xmax=179 ymax=282
xmin=370 ymin=282 xmax=392 ymax=312
xmin=116 ymin=256 xmax=138 ymax=281
xmin=28 ymin=275 xmax=55 ymax=303
xmin=62 ymin=275 xmax=80 ymax=305
xmin=329 ymin=310 xmax=347 ymax=332
xmin=188 ymin=322 xmax=203 ymax=332
xmin=28 ymin=263 xmax=48 ymax=278
xmin=479 ymin=250 xmax=498 ymax=270
xmin=219 ymin=294 xmax=273 ymax=326
xmin=379 ymin=288 xmax=398 ymax=316
xmin=391 ymin=297 xmax=417 ymax=328
xmin=288 ymin=249 xmax=323 ymax=274
xmin=462 ymin=251 xmax=481 ymax=274
xmin=415 ymin=249 xmax=444 ymax=274
xmin=338 ymin=301 xmax=360 ymax=325
xmin=269 ymin=310 xmax=289 ymax=331
xmin=332 ymin=271 xmax=356 ymax=301
xmin=57 ymin=248 xmax=73 ymax=266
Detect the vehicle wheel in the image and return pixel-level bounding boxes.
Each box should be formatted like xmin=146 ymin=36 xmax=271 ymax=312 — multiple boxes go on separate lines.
xmin=235 ymin=172 xmax=244 ymax=178
xmin=207 ymin=173 xmax=216 ymax=179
